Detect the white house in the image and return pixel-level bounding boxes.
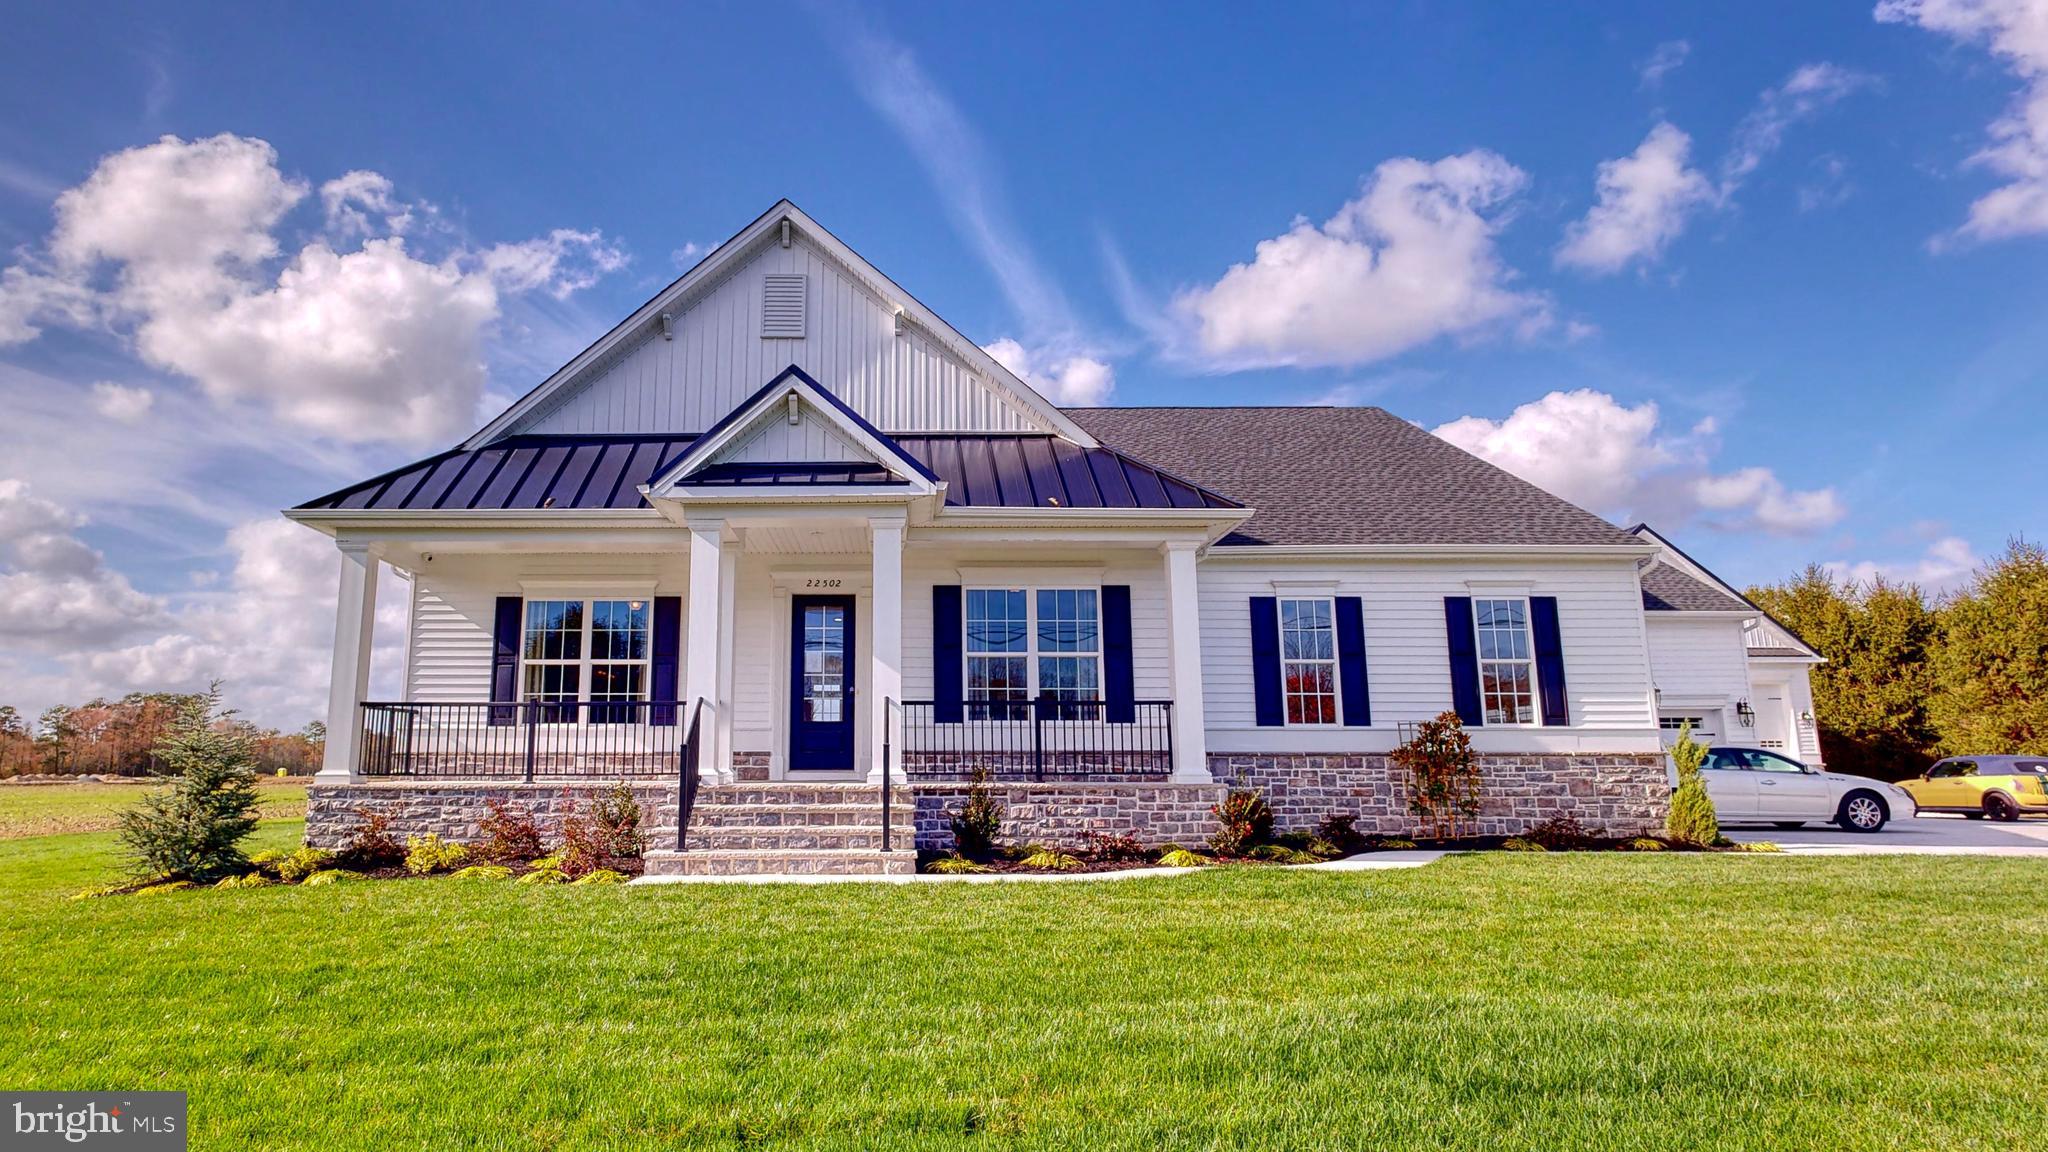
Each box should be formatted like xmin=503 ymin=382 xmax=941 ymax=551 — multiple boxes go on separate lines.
xmin=286 ymin=201 xmax=1819 ymax=875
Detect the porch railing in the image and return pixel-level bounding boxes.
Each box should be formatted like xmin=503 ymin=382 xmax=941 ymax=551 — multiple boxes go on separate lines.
xmin=674 ymin=699 xmax=704 ymax=851
xmin=897 ymin=699 xmax=1173 ymax=780
xmin=357 ymin=700 xmax=689 ymax=780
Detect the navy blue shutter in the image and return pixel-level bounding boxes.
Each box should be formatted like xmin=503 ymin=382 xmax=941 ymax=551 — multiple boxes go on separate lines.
xmin=1334 ymin=596 xmax=1370 ymax=727
xmin=933 ymin=585 xmax=964 ymax=723
xmin=1250 ymin=597 xmax=1284 ymax=727
xmin=1530 ymin=596 xmax=1570 ymax=727
xmin=1444 ymin=597 xmax=1484 ymax=726
xmin=489 ymin=596 xmax=522 ymax=726
xmin=649 ymin=596 xmax=681 ymax=726
xmin=1102 ymin=586 xmax=1135 ymax=723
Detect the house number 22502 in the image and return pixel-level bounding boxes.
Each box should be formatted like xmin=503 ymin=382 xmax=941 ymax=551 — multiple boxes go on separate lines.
xmin=806 ymin=578 xmax=843 ymax=589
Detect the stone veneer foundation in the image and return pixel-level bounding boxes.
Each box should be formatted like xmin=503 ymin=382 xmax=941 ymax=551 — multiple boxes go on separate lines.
xmin=308 ymin=752 xmax=1669 ymax=854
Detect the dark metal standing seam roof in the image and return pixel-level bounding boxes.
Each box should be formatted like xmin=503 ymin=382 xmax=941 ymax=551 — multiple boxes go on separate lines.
xmin=297 ymin=433 xmax=1241 ymax=512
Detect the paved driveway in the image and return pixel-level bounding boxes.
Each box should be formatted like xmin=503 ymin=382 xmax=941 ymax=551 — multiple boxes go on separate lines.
xmin=1720 ymin=810 xmax=2048 ymax=855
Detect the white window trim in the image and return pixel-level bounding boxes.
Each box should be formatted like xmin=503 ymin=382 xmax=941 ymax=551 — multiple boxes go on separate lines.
xmin=963 ymin=585 xmax=1104 ymax=714
xmin=519 ymin=595 xmax=654 ymax=724
xmin=1278 ymin=596 xmax=1342 ymax=727
xmin=1472 ymin=596 xmax=1540 ymax=728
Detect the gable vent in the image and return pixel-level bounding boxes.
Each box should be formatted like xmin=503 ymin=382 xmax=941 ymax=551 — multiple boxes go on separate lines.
xmin=761 ymin=274 xmax=806 ymax=339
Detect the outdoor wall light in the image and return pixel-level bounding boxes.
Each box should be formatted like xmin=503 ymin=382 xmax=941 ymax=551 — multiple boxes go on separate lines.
xmin=1735 ymin=700 xmax=1756 ymax=727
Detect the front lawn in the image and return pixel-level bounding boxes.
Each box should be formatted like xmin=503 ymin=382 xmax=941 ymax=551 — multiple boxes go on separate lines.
xmin=1 ymin=819 xmax=2042 ymax=1150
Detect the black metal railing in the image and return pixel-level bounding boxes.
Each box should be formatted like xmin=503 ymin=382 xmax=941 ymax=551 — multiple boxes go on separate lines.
xmin=357 ymin=700 xmax=689 ymax=780
xmin=898 ymin=699 xmax=1173 ymax=780
xmin=675 ymin=699 xmax=704 ymax=851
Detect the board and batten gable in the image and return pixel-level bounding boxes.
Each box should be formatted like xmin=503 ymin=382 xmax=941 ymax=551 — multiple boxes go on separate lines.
xmin=511 ymin=232 xmax=1046 ymax=438
xmin=1197 ymin=553 xmax=1661 ymax=753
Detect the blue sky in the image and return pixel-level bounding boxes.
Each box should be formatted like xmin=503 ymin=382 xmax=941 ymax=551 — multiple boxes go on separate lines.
xmin=0 ymin=0 xmax=2042 ymax=725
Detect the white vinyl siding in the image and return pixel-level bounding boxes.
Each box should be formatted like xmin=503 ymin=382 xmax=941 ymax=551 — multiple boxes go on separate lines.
xmin=514 ymin=234 xmax=1043 ymax=436
xmin=1198 ymin=557 xmax=1656 ymax=740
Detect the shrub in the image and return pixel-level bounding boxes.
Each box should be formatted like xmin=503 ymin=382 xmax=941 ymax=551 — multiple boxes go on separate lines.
xmin=1157 ymin=848 xmax=1208 ymax=868
xmin=116 ymin=689 xmax=262 ymax=883
xmin=590 ymin=784 xmax=647 ymax=858
xmin=554 ymin=815 xmax=607 ymax=879
xmin=1622 ymin=837 xmax=1668 ymax=852
xmin=1078 ymin=829 xmax=1147 ymax=863
xmin=337 ymin=810 xmax=404 ymax=870
xmin=1666 ymin=721 xmax=1720 ymax=847
xmin=214 ymin=873 xmax=272 ymax=890
xmin=1375 ymin=837 xmax=1420 ymax=850
xmin=275 ymin=847 xmax=336 ymax=883
xmin=134 ymin=880 xmax=195 ymax=895
xmin=948 ymin=771 xmax=1004 ymax=862
xmin=1207 ymin=789 xmax=1274 ymax=857
xmin=516 ymin=867 xmax=567 ymax=885
xmin=302 ymin=869 xmax=364 ymax=886
xmin=1250 ymin=844 xmax=1321 ymax=864
xmin=1021 ymin=849 xmax=1082 ymax=871
xmin=1392 ymin=712 xmax=1482 ymax=839
xmin=926 ymin=856 xmax=990 ymax=875
xmin=404 ymin=833 xmax=468 ymax=876
xmin=449 ymin=864 xmax=513 ymax=881
xmin=1313 ymin=812 xmax=1367 ymax=855
xmin=1526 ymin=812 xmax=1592 ymax=850
xmin=475 ymin=799 xmax=546 ymax=863
xmin=1502 ymin=837 xmax=1547 ymax=852
xmin=571 ymin=868 xmax=627 ymax=886
xmin=1739 ymin=841 xmax=1784 ymax=853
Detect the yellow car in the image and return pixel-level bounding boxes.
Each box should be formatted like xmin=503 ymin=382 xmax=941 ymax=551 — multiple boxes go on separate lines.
xmin=1898 ymin=756 xmax=2048 ymax=821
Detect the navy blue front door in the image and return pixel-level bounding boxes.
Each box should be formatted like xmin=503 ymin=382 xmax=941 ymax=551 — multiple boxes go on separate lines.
xmin=790 ymin=596 xmax=856 ymax=771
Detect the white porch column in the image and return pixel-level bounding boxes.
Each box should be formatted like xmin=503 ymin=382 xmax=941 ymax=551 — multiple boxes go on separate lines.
xmin=685 ymin=518 xmax=726 ymax=781
xmin=715 ymin=545 xmax=738 ymax=774
xmin=1162 ymin=541 xmax=1210 ymax=782
xmin=318 ymin=541 xmax=379 ymax=781
xmin=868 ymin=515 xmax=905 ymax=781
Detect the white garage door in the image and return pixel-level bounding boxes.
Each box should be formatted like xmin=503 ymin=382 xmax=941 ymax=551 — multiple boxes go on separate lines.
xmin=1658 ymin=712 xmax=1718 ymax=747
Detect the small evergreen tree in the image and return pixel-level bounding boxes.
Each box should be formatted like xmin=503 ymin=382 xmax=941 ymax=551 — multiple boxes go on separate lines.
xmin=1665 ymin=721 xmax=1719 ymax=846
xmin=116 ymin=687 xmax=262 ymax=882
xmin=947 ymin=769 xmax=1004 ymax=861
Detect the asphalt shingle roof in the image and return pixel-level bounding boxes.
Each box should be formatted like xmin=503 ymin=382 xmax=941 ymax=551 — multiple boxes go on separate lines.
xmin=1064 ymin=406 xmax=1640 ymax=548
xmin=1640 ymin=564 xmax=1752 ymax=612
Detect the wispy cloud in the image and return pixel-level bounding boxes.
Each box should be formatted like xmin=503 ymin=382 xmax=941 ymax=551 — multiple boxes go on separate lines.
xmin=1638 ymin=40 xmax=1691 ymax=89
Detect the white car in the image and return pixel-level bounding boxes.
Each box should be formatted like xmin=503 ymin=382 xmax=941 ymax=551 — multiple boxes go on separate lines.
xmin=1698 ymin=746 xmax=1916 ymax=833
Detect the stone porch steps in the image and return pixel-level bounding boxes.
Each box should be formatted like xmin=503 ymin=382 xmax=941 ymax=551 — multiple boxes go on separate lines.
xmin=644 ymin=780 xmax=916 ymax=876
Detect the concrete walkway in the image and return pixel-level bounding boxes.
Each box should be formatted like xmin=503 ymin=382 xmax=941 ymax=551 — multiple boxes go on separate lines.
xmin=629 ymin=850 xmax=1449 ymax=886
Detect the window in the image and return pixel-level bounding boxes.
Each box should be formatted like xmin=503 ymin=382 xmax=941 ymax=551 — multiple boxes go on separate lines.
xmin=1658 ymin=715 xmax=1707 ymax=731
xmin=522 ymin=598 xmax=650 ymax=722
xmin=1473 ymin=598 xmax=1536 ymax=726
xmin=964 ymin=587 xmax=1098 ymax=718
xmin=1279 ymin=598 xmax=1338 ymax=725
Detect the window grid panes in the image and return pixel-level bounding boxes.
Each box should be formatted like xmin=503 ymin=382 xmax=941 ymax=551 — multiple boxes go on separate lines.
xmin=802 ymin=604 xmax=847 ymax=724
xmin=964 ymin=587 xmax=1100 ymax=719
xmin=521 ymin=598 xmax=651 ymax=723
xmin=1279 ymin=598 xmax=1338 ymax=725
xmin=1474 ymin=598 xmax=1536 ymax=726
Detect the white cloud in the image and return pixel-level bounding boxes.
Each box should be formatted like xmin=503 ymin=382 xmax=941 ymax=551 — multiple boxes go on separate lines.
xmin=88 ymin=381 xmax=153 ymax=423
xmin=1722 ymin=63 xmax=1871 ymax=187
xmin=671 ymin=241 xmax=703 ymax=268
xmin=982 ymin=338 xmax=1115 ymax=405
xmin=1830 ymin=535 xmax=1979 ymax=593
xmin=1556 ymin=123 xmax=1716 ymax=274
xmin=0 ymin=133 xmax=628 ymax=446
xmin=1877 ymin=0 xmax=2048 ymax=242
xmin=1434 ymin=389 xmax=1846 ymax=537
xmin=1639 ymin=40 xmax=1692 ymax=88
xmin=0 ymin=479 xmax=163 ymax=648
xmin=78 ymin=518 xmax=407 ymax=725
xmin=1172 ymin=151 xmax=1548 ymax=370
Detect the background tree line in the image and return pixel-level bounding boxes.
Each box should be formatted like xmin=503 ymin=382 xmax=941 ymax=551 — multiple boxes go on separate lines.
xmin=0 ymin=692 xmax=323 ymax=778
xmin=1748 ymin=539 xmax=2048 ymax=781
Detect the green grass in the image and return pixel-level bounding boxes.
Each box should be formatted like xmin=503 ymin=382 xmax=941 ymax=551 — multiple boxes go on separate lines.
xmin=0 ymin=810 xmax=2043 ymax=1149
xmin=0 ymin=778 xmax=306 ymax=839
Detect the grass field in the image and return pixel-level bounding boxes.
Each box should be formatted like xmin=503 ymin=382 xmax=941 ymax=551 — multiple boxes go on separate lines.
xmin=2 ymin=787 xmax=2045 ymax=1150
xmin=0 ymin=778 xmax=306 ymax=839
